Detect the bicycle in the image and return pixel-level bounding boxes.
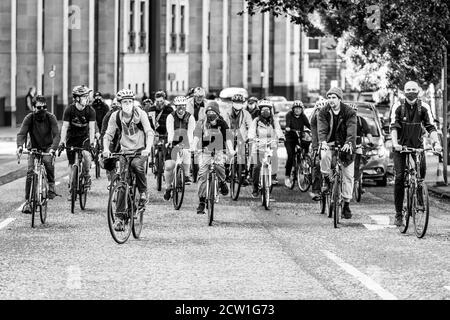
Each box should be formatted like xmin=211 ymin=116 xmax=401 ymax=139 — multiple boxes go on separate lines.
xmin=92 ymin=137 xmax=102 ymax=179
xmin=289 ymin=130 xmax=312 ymax=192
xmin=18 ymin=149 xmax=54 ymax=228
xmin=229 ymin=131 xmax=249 ymax=201
xmin=172 ymin=143 xmax=187 ymax=210
xmin=58 ymin=145 xmax=90 ymax=214
xmin=398 ymin=147 xmax=439 ymax=238
xmin=106 ymin=152 xmax=144 ymax=244
xmin=312 ymin=149 xmax=332 ymax=217
xmin=326 ymin=146 xmax=346 ymax=228
xmin=353 ymin=144 xmax=372 ymax=203
xmin=254 ymin=139 xmax=278 ymax=210
xmin=150 ymin=134 xmax=166 ymax=191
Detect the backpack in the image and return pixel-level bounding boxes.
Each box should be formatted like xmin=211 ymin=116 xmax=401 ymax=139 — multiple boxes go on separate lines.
xmin=400 ymin=98 xmax=422 ymax=121
xmin=115 ymin=109 xmax=144 ymax=132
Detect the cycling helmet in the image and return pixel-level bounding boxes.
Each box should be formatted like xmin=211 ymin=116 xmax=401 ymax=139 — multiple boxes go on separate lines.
xmin=173 ymin=96 xmax=187 ymax=106
xmin=72 ymin=85 xmax=92 ymax=98
xmin=292 ymin=100 xmax=304 ymax=109
xmin=258 ymin=100 xmax=274 ymax=110
xmin=116 ymin=89 xmax=135 ymax=102
xmin=193 ymin=87 xmax=206 ymax=98
xmin=349 ymin=103 xmax=358 ymax=111
xmin=94 ymin=91 xmax=102 ymax=99
xmin=142 ymin=98 xmax=153 ymax=105
xmin=155 ymin=90 xmax=166 ymax=99
xmin=231 ymin=94 xmax=245 ymax=103
xmin=248 ymin=96 xmax=258 ymax=104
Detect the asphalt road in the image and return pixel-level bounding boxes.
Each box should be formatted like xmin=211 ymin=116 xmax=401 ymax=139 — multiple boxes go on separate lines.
xmin=1 ymin=153 xmax=449 ymax=300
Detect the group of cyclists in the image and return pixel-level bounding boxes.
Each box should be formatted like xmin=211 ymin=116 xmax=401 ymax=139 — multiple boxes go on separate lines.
xmin=16 ymin=80 xmax=443 ymax=231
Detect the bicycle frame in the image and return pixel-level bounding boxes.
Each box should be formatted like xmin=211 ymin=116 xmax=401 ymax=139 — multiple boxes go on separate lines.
xmin=203 ymin=149 xmax=221 ymax=204
xmin=259 ymin=143 xmax=273 ymax=188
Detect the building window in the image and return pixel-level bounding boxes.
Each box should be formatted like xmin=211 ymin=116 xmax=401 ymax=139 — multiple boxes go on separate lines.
xmin=307 ymin=37 xmax=320 ymax=52
xmin=128 ymin=0 xmax=136 ymax=52
xmin=139 ymin=0 xmax=146 ymax=51
xmin=179 ymin=5 xmax=186 ymax=51
xmin=170 ymin=4 xmax=177 ymax=52
xmin=307 ymin=68 xmax=320 ymax=91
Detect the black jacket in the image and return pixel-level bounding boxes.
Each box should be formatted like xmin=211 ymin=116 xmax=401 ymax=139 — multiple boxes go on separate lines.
xmin=285 ymin=111 xmax=311 ymax=141
xmin=318 ymin=102 xmax=357 ymax=149
xmin=17 ymin=112 xmax=60 ymax=150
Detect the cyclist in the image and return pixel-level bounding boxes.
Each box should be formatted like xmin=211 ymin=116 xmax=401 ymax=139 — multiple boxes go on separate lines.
xmin=142 ymin=98 xmax=153 ymax=115
xmin=246 ymin=97 xmax=260 ymax=120
xmin=17 ymin=95 xmax=60 ymax=213
xmin=103 ymin=89 xmax=154 ymax=230
xmin=91 ymin=92 xmax=110 ymax=135
xmin=351 ymin=104 xmax=373 ymax=195
xmin=248 ymin=100 xmax=285 ymax=198
xmin=59 ymin=85 xmax=96 ymax=199
xmin=100 ymin=99 xmax=121 ymax=181
xmin=224 ymin=93 xmax=253 ymax=184
xmin=163 ymin=96 xmax=196 ymax=200
xmin=390 ymin=81 xmax=442 ymax=226
xmin=318 ymin=87 xmax=356 ymax=219
xmin=309 ymin=98 xmax=327 ymax=201
xmin=148 ymin=90 xmax=174 ymax=158
xmin=193 ymin=101 xmax=235 ymax=214
xmin=186 ymin=87 xmax=207 ymax=121
xmin=284 ymin=100 xmax=311 ymax=188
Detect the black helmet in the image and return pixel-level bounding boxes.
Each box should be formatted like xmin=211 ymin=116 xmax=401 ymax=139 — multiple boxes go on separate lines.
xmin=292 ymin=100 xmax=304 ymax=109
xmin=232 ymin=94 xmax=245 ymax=103
xmin=143 ymin=98 xmax=153 ymax=105
xmin=248 ymin=96 xmax=258 ymax=104
xmin=155 ymin=90 xmax=166 ymax=99
xmin=72 ymin=85 xmax=92 ymax=98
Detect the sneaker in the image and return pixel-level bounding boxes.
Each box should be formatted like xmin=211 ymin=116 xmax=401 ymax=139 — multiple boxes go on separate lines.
xmin=184 ymin=176 xmax=192 ymax=185
xmin=197 ymin=198 xmax=206 ymax=214
xmin=163 ymin=188 xmax=172 ymax=201
xmin=22 ymin=202 xmax=32 ymax=214
xmin=113 ymin=219 xmax=124 ymax=231
xmin=271 ymin=175 xmax=278 ymax=185
xmin=342 ymin=203 xmax=352 ymax=219
xmin=84 ymin=175 xmax=92 ymax=188
xmin=48 ymin=185 xmax=56 ymax=200
xmin=284 ymin=177 xmax=293 ymax=189
xmin=139 ymin=192 xmax=147 ymax=206
xmin=251 ymin=187 xmax=259 ymax=198
xmin=394 ymin=212 xmax=403 ymax=227
xmin=309 ymin=192 xmax=322 ymax=201
xmin=219 ymin=181 xmax=229 ymax=196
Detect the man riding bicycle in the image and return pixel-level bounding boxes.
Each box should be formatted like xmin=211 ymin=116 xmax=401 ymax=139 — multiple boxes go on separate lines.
xmin=248 ymin=100 xmax=285 ymax=198
xmin=390 ymin=81 xmax=442 ymax=227
xmin=284 ymin=100 xmax=311 ymax=189
xmin=246 ymin=97 xmax=260 ymax=120
xmin=318 ymin=87 xmax=356 ymax=219
xmin=193 ymin=101 xmax=235 ymax=214
xmin=100 ymin=99 xmax=121 ymax=181
xmin=186 ymin=87 xmax=207 ymax=121
xmin=59 ymin=85 xmax=96 ymax=199
xmin=17 ymin=95 xmax=60 ymax=213
xmin=163 ymin=96 xmax=196 ymax=200
xmin=103 ymin=89 xmax=154 ymax=230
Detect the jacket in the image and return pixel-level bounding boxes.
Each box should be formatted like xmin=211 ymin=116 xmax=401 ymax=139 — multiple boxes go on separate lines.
xmin=317 ymin=102 xmax=357 ymax=149
xmin=17 ymin=112 xmax=60 ymax=151
xmin=285 ymin=110 xmax=311 ymax=141
xmin=223 ymin=109 xmax=253 ymax=142
xmin=248 ymin=116 xmax=285 ymax=152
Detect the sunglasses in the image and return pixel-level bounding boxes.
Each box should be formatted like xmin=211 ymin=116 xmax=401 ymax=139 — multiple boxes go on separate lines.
xmin=35 ymin=105 xmax=47 ymax=110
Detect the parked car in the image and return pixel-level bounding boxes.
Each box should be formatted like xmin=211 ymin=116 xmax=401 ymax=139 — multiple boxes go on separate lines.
xmin=217 ymin=87 xmax=249 ymax=115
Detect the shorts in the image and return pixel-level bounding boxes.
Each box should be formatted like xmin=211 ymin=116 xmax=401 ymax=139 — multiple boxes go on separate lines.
xmin=66 ymin=136 xmax=90 ymax=165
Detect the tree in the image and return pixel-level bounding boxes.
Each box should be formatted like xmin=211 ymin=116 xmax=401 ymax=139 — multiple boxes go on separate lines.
xmin=243 ymin=0 xmax=450 ymax=88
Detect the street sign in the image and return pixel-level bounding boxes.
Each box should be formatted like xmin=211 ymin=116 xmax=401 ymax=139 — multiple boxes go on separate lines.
xmin=168 ymin=73 xmax=176 ymax=81
xmin=48 ymin=70 xmax=55 ymax=78
xmin=68 ymin=5 xmax=81 ymax=30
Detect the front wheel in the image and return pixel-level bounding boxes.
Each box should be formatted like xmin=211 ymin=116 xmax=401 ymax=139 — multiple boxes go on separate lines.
xmin=230 ymin=159 xmax=242 ymax=201
xmin=155 ymin=151 xmax=164 ymax=191
xmin=353 ymin=177 xmax=362 ymax=203
xmin=30 ymin=174 xmax=37 ymax=228
xmin=79 ymin=174 xmax=88 ymax=210
xmin=412 ymin=183 xmax=429 ymax=238
xmin=132 ymin=183 xmax=143 ymax=239
xmin=332 ymin=175 xmax=341 ymax=228
xmin=298 ymin=155 xmax=312 ymax=192
xmin=207 ymin=174 xmax=215 ymax=226
xmin=173 ymin=165 xmax=185 ymax=210
xmin=399 ymin=185 xmax=411 ymax=234
xmin=107 ymin=182 xmax=133 ymax=244
xmin=95 ymin=157 xmax=101 ymax=179
xmin=70 ymin=166 xmax=78 ymax=214
xmin=261 ymin=168 xmax=271 ymax=210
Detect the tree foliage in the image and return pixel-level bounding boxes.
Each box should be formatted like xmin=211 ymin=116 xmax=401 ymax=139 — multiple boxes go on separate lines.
xmin=243 ymin=0 xmax=450 ymax=88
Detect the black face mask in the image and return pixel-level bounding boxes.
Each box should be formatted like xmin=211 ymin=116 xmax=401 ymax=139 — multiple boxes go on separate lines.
xmin=207 ymin=114 xmax=218 ymax=122
xmin=405 ymin=92 xmax=418 ymax=102
xmin=34 ymin=108 xmax=47 ymax=120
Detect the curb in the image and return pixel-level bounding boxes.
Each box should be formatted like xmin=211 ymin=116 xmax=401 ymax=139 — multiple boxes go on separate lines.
xmin=426 ymin=183 xmax=450 ymax=200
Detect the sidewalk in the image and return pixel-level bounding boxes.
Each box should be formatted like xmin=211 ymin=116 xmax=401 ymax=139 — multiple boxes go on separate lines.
xmin=0 ymin=125 xmax=20 ymax=142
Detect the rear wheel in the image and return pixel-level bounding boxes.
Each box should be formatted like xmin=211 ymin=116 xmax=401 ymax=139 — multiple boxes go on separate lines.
xmin=173 ymin=165 xmax=185 ymax=210
xmin=230 ymin=158 xmax=242 ymax=201
xmin=262 ymin=167 xmax=271 ymax=210
xmin=70 ymin=166 xmax=78 ymax=214
xmin=30 ymin=174 xmax=37 ymax=228
xmin=399 ymin=185 xmax=411 ymax=234
xmin=412 ymin=182 xmax=429 ymax=238
xmin=354 ymin=177 xmax=362 ymax=203
xmin=156 ymin=151 xmax=164 ymax=191
xmin=79 ymin=174 xmax=88 ymax=210
xmin=298 ymin=155 xmax=312 ymax=192
xmin=332 ymin=175 xmax=341 ymax=228
xmin=107 ymin=182 xmax=133 ymax=244
xmin=207 ymin=174 xmax=215 ymax=226
xmin=132 ymin=183 xmax=143 ymax=239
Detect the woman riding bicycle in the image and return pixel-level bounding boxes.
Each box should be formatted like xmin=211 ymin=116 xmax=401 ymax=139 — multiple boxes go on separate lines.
xmin=248 ymin=100 xmax=285 ymax=198
xmin=283 ymin=100 xmax=311 ymax=189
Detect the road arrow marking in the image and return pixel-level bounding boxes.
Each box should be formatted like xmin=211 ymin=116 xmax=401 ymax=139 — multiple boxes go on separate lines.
xmin=322 ymin=250 xmax=398 ymax=300
xmin=0 ymin=218 xmax=15 ymax=230
xmin=369 ymin=215 xmax=391 ymax=225
xmin=66 ymin=265 xmax=82 ymax=289
xmin=16 ymin=202 xmax=26 ymax=212
xmin=363 ymin=215 xmax=397 ymax=230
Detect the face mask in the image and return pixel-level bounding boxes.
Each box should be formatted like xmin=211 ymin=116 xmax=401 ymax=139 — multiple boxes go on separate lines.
xmin=122 ymin=104 xmax=133 ymax=114
xmin=261 ymin=110 xmax=271 ymax=118
xmin=34 ymin=107 xmax=46 ymax=120
xmin=405 ymin=92 xmax=418 ymax=102
xmin=248 ymin=103 xmax=256 ymax=110
xmin=207 ymin=114 xmax=218 ymax=122
xmin=233 ymin=104 xmax=243 ymax=111
xmin=176 ymin=107 xmax=186 ymax=117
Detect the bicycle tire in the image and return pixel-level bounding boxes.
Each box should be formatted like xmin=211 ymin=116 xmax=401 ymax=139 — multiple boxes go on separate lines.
xmin=40 ymin=172 xmax=48 ymax=224
xmin=332 ymin=175 xmax=341 ymax=228
xmin=30 ymin=174 xmax=37 ymax=228
xmin=79 ymin=174 xmax=88 ymax=210
xmin=192 ymin=153 xmax=199 ymax=183
xmin=413 ymin=182 xmax=429 ymax=238
xmin=289 ymin=157 xmax=297 ymax=190
xmin=230 ymin=158 xmax=242 ymax=201
xmin=354 ymin=177 xmax=362 ymax=203
xmin=207 ymin=173 xmax=215 ymax=226
xmin=71 ymin=166 xmax=78 ymax=214
xmin=298 ymin=155 xmax=312 ymax=192
xmin=399 ymin=185 xmax=411 ymax=233
xmin=173 ymin=165 xmax=185 ymax=210
xmin=132 ymin=183 xmax=144 ymax=238
xmin=262 ymin=169 xmax=271 ymax=210
xmin=95 ymin=158 xmax=101 ymax=179
xmin=107 ymin=182 xmax=133 ymax=244
xmin=156 ymin=151 xmax=163 ymax=191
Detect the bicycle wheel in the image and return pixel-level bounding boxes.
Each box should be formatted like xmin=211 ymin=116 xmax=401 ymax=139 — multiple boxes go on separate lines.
xmin=70 ymin=166 xmax=78 ymax=214
xmin=107 ymin=182 xmax=133 ymax=244
xmin=412 ymin=182 xmax=429 ymax=238
xmin=399 ymin=185 xmax=411 ymax=233
xmin=262 ymin=168 xmax=271 ymax=210
xmin=353 ymin=177 xmax=362 ymax=203
xmin=173 ymin=165 xmax=185 ymax=210
xmin=230 ymin=158 xmax=242 ymax=201
xmin=332 ymin=175 xmax=341 ymax=228
xmin=30 ymin=174 xmax=37 ymax=228
xmin=132 ymin=183 xmax=144 ymax=239
xmin=79 ymin=174 xmax=88 ymax=210
xmin=156 ymin=151 xmax=163 ymax=191
xmin=95 ymin=157 xmax=101 ymax=179
xmin=289 ymin=157 xmax=297 ymax=190
xmin=40 ymin=173 xmax=48 ymax=224
xmin=297 ymin=155 xmax=312 ymax=192
xmin=192 ymin=153 xmax=199 ymax=183
xmin=207 ymin=173 xmax=215 ymax=226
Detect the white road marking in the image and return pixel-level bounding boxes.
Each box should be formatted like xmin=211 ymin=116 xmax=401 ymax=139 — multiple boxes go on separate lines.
xmin=363 ymin=224 xmax=396 ymax=231
xmin=55 ymin=181 xmax=61 ymax=186
xmin=322 ymin=250 xmax=398 ymax=300
xmin=66 ymin=265 xmax=82 ymax=289
xmin=363 ymin=215 xmax=397 ymax=231
xmin=369 ymin=215 xmax=391 ymax=225
xmin=16 ymin=202 xmax=26 ymax=212
xmin=445 ymin=286 xmax=450 ymax=292
xmin=0 ymin=218 xmax=15 ymax=230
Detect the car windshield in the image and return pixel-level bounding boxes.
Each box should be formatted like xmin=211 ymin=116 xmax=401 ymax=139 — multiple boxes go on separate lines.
xmin=359 ymin=114 xmax=380 ymax=137
xmin=275 ymin=102 xmax=291 ymax=113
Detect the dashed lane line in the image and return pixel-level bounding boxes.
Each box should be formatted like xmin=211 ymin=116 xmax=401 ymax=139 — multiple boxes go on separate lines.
xmin=322 ymin=250 xmax=398 ymax=300
xmin=363 ymin=215 xmax=397 ymax=231
xmin=0 ymin=218 xmax=16 ymax=230
xmin=445 ymin=286 xmax=450 ymax=292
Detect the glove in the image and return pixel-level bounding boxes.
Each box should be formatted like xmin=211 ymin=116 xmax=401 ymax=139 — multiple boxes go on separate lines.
xmin=102 ymin=150 xmax=111 ymax=158
xmin=392 ymin=143 xmax=402 ymax=152
xmin=16 ymin=146 xmax=23 ymax=157
xmin=142 ymin=149 xmax=150 ymax=157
